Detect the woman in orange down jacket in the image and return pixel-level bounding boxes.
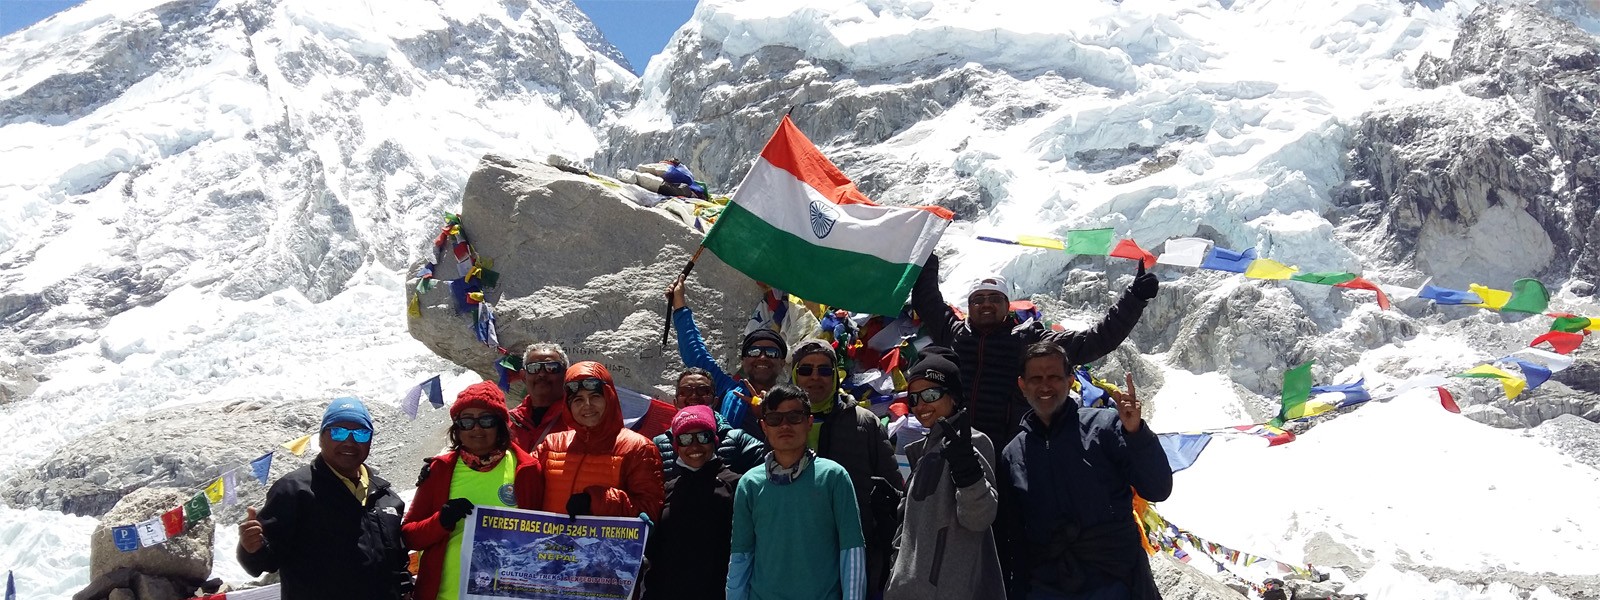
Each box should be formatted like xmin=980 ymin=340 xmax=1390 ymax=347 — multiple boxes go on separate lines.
xmin=536 ymin=361 xmax=665 ymax=521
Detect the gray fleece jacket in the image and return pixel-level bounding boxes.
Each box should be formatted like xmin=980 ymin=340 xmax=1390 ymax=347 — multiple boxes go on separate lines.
xmin=884 ymin=422 xmax=1007 ymax=600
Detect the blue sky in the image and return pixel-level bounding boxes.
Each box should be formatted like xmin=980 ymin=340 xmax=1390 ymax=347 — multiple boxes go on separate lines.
xmin=0 ymin=0 xmax=695 ymax=75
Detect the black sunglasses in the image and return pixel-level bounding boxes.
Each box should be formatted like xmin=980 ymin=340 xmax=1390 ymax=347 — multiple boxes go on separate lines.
xmin=743 ymin=346 xmax=783 ymax=358
xmin=673 ymin=431 xmax=715 ymax=446
xmin=526 ymin=361 xmax=564 ymax=374
xmin=794 ymin=364 xmax=835 ymax=377
xmin=677 ymin=384 xmax=715 ymax=397
xmin=454 ymin=415 xmax=501 ymax=430
xmin=565 ymin=378 xmax=606 ymax=394
xmin=907 ymin=387 xmax=949 ymax=407
xmin=760 ymin=410 xmax=809 ymax=427
xmin=969 ymin=293 xmax=1008 ymax=305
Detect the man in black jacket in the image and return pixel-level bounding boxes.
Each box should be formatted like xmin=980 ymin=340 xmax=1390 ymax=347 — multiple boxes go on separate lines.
xmin=237 ymin=398 xmax=412 ymax=599
xmin=998 ymin=343 xmax=1172 ymax=600
xmin=911 ymin=253 xmax=1156 ymax=448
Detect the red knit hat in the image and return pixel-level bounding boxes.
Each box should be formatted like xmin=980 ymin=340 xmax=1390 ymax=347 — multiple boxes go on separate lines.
xmin=451 ymin=381 xmax=510 ymax=422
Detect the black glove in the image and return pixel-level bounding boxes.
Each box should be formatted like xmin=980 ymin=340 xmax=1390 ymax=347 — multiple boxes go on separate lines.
xmin=1129 ymin=262 xmax=1158 ymax=301
xmin=438 ymin=497 xmax=474 ymax=530
xmin=939 ymin=410 xmax=983 ymax=489
xmin=566 ymin=492 xmax=592 ymax=518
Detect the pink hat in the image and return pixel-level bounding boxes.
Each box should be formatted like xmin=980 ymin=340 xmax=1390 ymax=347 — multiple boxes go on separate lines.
xmin=670 ymin=405 xmax=719 ymax=446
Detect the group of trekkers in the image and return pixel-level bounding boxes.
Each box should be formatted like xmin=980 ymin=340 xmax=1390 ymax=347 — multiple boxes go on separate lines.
xmin=235 ymin=254 xmax=1173 ymax=600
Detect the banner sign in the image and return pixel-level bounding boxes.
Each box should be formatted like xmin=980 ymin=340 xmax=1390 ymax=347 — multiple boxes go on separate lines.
xmin=459 ymin=506 xmax=649 ymax=600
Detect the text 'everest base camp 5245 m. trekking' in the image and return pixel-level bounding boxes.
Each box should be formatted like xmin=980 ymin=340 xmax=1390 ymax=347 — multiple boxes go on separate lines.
xmin=2 ymin=1 xmax=1600 ymax=600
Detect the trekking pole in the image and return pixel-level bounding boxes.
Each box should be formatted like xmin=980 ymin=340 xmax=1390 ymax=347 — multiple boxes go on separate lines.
xmin=661 ymin=246 xmax=706 ymax=345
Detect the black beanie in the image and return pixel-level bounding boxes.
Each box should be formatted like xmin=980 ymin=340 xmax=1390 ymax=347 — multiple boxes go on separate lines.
xmin=742 ymin=328 xmax=788 ymax=358
xmin=907 ymin=346 xmax=963 ymax=404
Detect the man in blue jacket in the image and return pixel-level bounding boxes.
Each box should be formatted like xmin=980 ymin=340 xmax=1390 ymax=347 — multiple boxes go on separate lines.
xmin=998 ymin=343 xmax=1171 ymax=600
xmin=668 ymin=282 xmax=786 ymax=440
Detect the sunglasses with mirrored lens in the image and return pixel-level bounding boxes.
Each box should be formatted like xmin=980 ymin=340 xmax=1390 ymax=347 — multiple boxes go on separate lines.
xmin=673 ymin=431 xmax=715 ymax=446
xmin=743 ymin=346 xmax=782 ymax=358
xmin=760 ymin=410 xmax=809 ymax=427
xmin=794 ymin=364 xmax=835 ymax=377
xmin=677 ymin=385 xmax=715 ymax=397
xmin=328 ymin=426 xmax=372 ymax=443
xmin=565 ymin=378 xmax=606 ymax=394
xmin=454 ymin=415 xmax=500 ymax=430
xmin=907 ymin=387 xmax=949 ymax=407
xmin=969 ymin=294 xmax=1008 ymax=305
xmin=526 ymin=361 xmax=564 ymax=374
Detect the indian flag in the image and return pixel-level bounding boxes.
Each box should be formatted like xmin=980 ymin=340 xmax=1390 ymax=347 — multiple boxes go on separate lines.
xmin=703 ymin=116 xmax=952 ymax=314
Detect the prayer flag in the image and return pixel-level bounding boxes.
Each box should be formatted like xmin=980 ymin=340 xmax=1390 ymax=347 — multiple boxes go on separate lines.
xmin=1438 ymin=387 xmax=1460 ymax=413
xmin=1501 ymin=278 xmax=1549 ymax=314
xmin=1378 ymin=283 xmax=1420 ymax=301
xmin=282 ymin=434 xmax=314 ymax=457
xmin=1467 ymin=284 xmax=1511 ymax=310
xmin=1199 ymin=246 xmax=1257 ymax=273
xmin=1418 ymin=283 xmax=1483 ymax=305
xmin=701 ymin=116 xmax=952 ymax=315
xmin=222 ymin=470 xmax=239 ymax=506
xmin=1511 ymin=347 xmax=1576 ymax=373
xmin=1158 ymin=433 xmax=1212 ymax=473
xmin=479 ymin=268 xmax=501 ymax=289
xmin=161 ymin=507 xmax=185 ymax=537
xmin=1157 ymin=238 xmax=1211 ymax=268
xmin=1455 ymin=364 xmax=1527 ymax=399
xmin=1501 ymin=358 xmax=1552 ymax=390
xmin=204 ymin=477 xmax=225 ymax=504
xmin=111 ymin=525 xmax=140 ymax=552
xmin=1551 ymin=316 xmax=1593 ymax=333
xmin=1109 ymin=239 xmax=1157 ymax=268
xmin=1290 ymin=272 xmax=1358 ymax=286
xmin=3 ymin=571 xmax=9 ymax=600
xmin=1310 ymin=379 xmax=1370 ymax=408
xmin=135 ymin=517 xmax=168 ymax=547
xmin=249 ymin=452 xmax=273 ymax=484
xmin=1065 ymin=228 xmax=1115 ymax=255
xmin=1015 ymin=235 xmax=1066 ymax=250
xmin=184 ymin=493 xmax=211 ymax=526
xmin=1335 ymin=277 xmax=1392 ymax=309
xmin=975 ymin=235 xmax=1018 ymax=246
xmin=1531 ymin=330 xmax=1586 ymax=354
xmin=1243 ymin=259 xmax=1297 ymax=280
xmin=1275 ymin=361 xmax=1315 ymax=423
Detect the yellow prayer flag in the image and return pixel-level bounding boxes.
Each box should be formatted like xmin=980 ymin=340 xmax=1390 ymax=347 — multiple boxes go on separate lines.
xmin=407 ymin=293 xmax=421 ymax=318
xmin=1015 ymin=235 xmax=1066 ymax=251
xmin=1467 ymin=284 xmax=1511 ymax=310
xmin=1458 ymin=364 xmax=1527 ymax=399
xmin=1587 ymin=318 xmax=1600 ymax=333
xmin=1243 ymin=259 xmax=1298 ymax=280
xmin=1501 ymin=377 xmax=1527 ymax=400
xmin=204 ymin=477 xmax=225 ymax=504
xmin=282 ymin=433 xmax=315 ymax=457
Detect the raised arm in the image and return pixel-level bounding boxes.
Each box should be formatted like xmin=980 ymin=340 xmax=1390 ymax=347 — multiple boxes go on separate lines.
xmin=1042 ymin=263 xmax=1156 ymax=366
xmin=909 ymin=253 xmax=958 ymax=347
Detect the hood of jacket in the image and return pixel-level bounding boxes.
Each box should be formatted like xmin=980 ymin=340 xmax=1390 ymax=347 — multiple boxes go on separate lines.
xmin=563 ymin=361 xmax=624 ymax=443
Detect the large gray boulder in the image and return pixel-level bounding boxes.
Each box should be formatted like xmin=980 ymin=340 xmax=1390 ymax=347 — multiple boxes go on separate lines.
xmin=1150 ymin=552 xmax=1250 ymax=600
xmin=89 ymin=488 xmax=213 ymax=582
xmin=407 ymin=155 xmax=762 ymax=395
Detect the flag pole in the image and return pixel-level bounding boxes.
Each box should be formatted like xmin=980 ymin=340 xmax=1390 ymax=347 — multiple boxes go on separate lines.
xmin=661 ymin=245 xmax=707 ymax=345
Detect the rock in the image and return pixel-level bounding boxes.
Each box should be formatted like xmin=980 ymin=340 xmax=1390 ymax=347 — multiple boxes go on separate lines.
xmin=4 ymin=396 xmax=450 ymax=517
xmin=407 ymin=155 xmax=763 ymax=396
xmin=1286 ymin=578 xmax=1343 ymax=600
xmin=1149 ymin=552 xmax=1250 ymax=599
xmin=89 ymin=488 xmax=213 ymax=583
xmin=132 ymin=574 xmax=183 ymax=600
xmin=108 ymin=590 xmax=136 ymax=600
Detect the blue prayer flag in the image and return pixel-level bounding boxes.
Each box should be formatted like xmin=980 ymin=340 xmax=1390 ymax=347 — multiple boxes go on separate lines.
xmin=112 ymin=525 xmax=141 ymax=551
xmin=1418 ymin=284 xmax=1484 ymax=305
xmin=1310 ymin=379 xmax=1370 ymax=407
xmin=1505 ymin=358 xmax=1552 ymax=390
xmin=1158 ymin=433 xmax=1213 ymax=473
xmin=250 ymin=452 xmax=273 ymax=485
xmin=1077 ymin=370 xmax=1107 ymax=407
xmin=1198 ymin=246 xmax=1257 ymax=273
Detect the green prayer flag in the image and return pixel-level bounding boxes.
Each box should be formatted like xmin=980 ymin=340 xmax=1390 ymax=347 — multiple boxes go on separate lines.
xmin=184 ymin=493 xmax=211 ymax=525
xmin=1277 ymin=361 xmax=1315 ymax=421
xmin=1064 ymin=228 xmax=1115 ymax=255
xmin=1500 ymin=278 xmax=1549 ymax=314
xmin=1289 ymin=271 xmax=1358 ymax=286
xmin=480 ymin=268 xmax=500 ymax=289
xmin=1552 ymin=316 xmax=1592 ymax=333
xmin=498 ymin=353 xmax=522 ymax=372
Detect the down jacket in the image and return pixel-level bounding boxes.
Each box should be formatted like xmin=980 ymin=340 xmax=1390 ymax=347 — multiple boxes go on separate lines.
xmin=535 ymin=362 xmax=666 ymax=521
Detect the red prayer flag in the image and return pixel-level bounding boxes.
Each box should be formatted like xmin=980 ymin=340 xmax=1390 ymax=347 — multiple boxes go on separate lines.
xmin=1530 ymin=330 xmax=1586 ymax=354
xmin=452 ymin=242 xmax=471 ymax=261
xmin=1335 ymin=277 xmax=1391 ymax=310
xmin=1437 ymin=387 xmax=1460 ymax=414
xmin=161 ymin=507 xmax=185 ymax=536
xmin=1109 ymin=239 xmax=1158 ymax=269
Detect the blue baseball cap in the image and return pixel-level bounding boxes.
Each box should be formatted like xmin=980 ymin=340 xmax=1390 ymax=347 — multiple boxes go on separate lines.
xmin=321 ymin=396 xmax=373 ymax=432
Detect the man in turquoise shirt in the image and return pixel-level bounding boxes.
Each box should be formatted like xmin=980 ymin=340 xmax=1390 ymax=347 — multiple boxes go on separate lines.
xmin=727 ymin=384 xmax=866 ymax=600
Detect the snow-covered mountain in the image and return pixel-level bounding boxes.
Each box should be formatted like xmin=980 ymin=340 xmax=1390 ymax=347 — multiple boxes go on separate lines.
xmin=2 ymin=0 xmax=1599 ymax=598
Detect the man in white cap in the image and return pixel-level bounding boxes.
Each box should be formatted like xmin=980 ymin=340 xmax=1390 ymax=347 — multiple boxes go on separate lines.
xmin=910 ymin=254 xmax=1157 ymax=447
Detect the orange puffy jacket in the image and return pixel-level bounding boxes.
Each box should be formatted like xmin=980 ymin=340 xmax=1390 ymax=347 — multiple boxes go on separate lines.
xmin=536 ymin=362 xmax=665 ymax=521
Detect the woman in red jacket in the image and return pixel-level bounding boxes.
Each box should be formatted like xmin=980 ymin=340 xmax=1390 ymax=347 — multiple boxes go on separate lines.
xmin=537 ymin=362 xmax=665 ymax=521
xmin=402 ymin=381 xmax=543 ymax=600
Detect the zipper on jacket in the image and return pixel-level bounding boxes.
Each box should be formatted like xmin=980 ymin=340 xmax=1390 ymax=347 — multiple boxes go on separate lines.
xmin=567 ymin=428 xmax=592 ymax=500
xmin=928 ymin=527 xmax=949 ymax=585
